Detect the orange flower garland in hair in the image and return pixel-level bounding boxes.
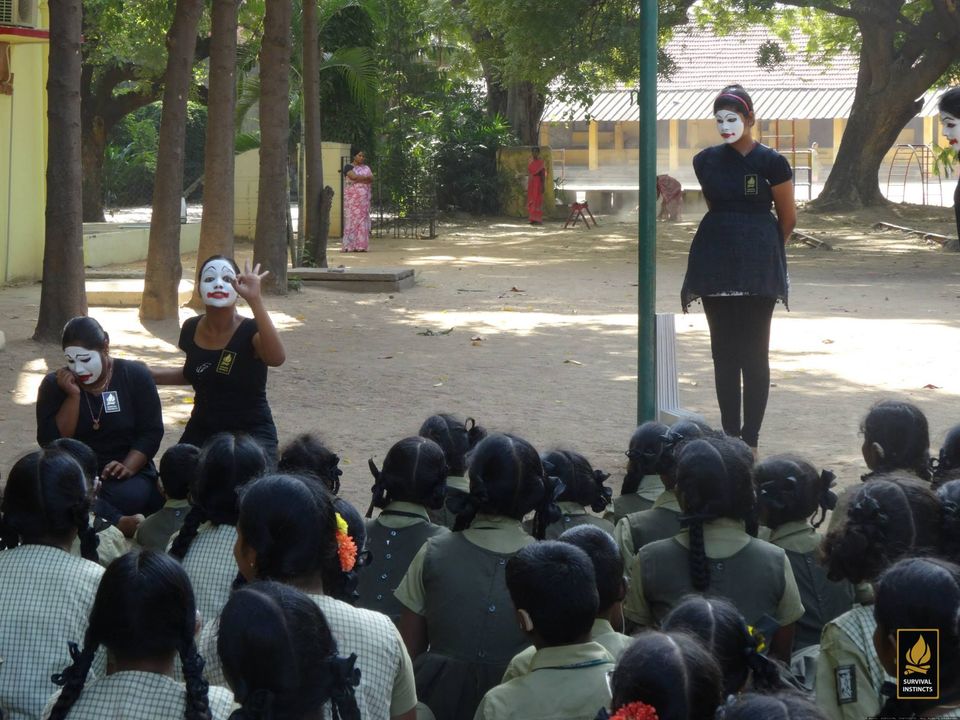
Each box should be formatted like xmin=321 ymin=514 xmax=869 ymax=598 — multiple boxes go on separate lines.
xmin=610 ymin=702 xmax=659 ymax=720
xmin=335 ymin=513 xmax=358 ymax=572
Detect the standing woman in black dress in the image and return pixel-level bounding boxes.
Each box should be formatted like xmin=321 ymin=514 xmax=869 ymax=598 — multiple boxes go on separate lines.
xmin=938 ymin=87 xmax=960 ymax=239
xmin=681 ymin=85 xmax=796 ymax=454
xmin=151 ymin=256 xmax=286 ymax=463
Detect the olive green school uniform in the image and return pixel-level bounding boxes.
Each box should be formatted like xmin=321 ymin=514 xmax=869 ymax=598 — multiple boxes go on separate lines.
xmin=395 ymin=514 xmax=535 ymax=720
xmin=606 ymin=475 xmax=665 ymax=524
xmin=474 ymin=641 xmax=614 ymax=720
xmin=502 ymin=618 xmax=631 ymax=683
xmin=768 ymin=520 xmax=854 ymax=651
xmin=134 ymin=498 xmax=191 ymax=553
xmin=358 ymin=501 xmax=449 ymax=622
xmin=613 ymin=490 xmax=681 ymax=561
xmin=536 ymin=502 xmax=616 ymax=540
xmin=623 ymin=518 xmax=804 ymax=629
xmin=428 ymin=475 xmax=470 ymax=529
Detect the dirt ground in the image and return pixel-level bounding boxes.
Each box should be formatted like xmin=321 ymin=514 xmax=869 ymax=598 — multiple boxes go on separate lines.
xmin=2 ymin=201 xmax=960 ymax=508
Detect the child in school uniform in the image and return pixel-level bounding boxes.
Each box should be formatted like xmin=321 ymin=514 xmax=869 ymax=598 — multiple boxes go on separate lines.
xmin=815 ymin=476 xmax=943 ymax=720
xmin=169 ymin=432 xmax=266 ymax=624
xmin=43 ymin=550 xmax=233 ymax=720
xmin=134 ymin=443 xmax=198 ymax=552
xmin=502 ymin=525 xmax=630 ymax=682
xmin=0 ymin=449 xmax=105 ymax=720
xmin=474 ymin=542 xmax=615 ymax=720
xmin=218 ymin=581 xmax=361 ymax=720
xmin=419 ymin=414 xmax=486 ymax=528
xmin=755 ymin=455 xmax=855 ymax=652
xmin=395 ymin=433 xmax=563 ymax=720
xmin=358 ymin=436 xmax=449 ymax=622
xmin=201 ymin=473 xmax=419 ymax=720
xmin=623 ymin=435 xmax=804 ymax=662
xmin=278 ymin=432 xmax=344 ymax=495
xmin=537 ymin=449 xmax=614 ymax=539
xmin=934 ymin=424 xmax=960 ymax=487
xmin=600 ymin=631 xmax=723 ymax=720
xmin=613 ymin=419 xmax=706 ymax=561
xmin=610 ymin=421 xmax=669 ymax=522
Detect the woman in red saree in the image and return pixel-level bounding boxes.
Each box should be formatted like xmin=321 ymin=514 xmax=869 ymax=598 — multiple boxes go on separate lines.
xmin=342 ymin=149 xmax=373 ymax=252
xmin=527 ymin=146 xmax=546 ymax=224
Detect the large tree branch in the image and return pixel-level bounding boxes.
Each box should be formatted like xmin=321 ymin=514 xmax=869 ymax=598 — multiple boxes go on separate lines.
xmin=774 ymin=0 xmax=860 ymax=20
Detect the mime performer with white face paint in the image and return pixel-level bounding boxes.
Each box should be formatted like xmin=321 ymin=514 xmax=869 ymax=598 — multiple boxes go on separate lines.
xmin=680 ymin=85 xmax=797 ymax=455
xmin=938 ymin=87 xmax=960 ymax=239
xmin=150 ymin=255 xmax=287 ymax=463
xmin=36 ymin=316 xmax=165 ymax=533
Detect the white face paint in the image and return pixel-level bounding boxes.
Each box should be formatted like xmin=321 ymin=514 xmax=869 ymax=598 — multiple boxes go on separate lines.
xmin=716 ymin=111 xmax=745 ymax=144
xmin=199 ymin=259 xmax=238 ymax=307
xmin=942 ymin=112 xmax=960 ymax=149
xmin=64 ymin=346 xmax=104 ymax=385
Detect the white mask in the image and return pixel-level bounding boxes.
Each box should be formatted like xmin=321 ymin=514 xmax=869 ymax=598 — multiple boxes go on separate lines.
xmin=64 ymin=346 xmax=104 ymax=385
xmin=716 ymin=111 xmax=745 ymax=144
xmin=942 ymin=112 xmax=960 ymax=150
xmin=199 ymin=259 xmax=238 ymax=307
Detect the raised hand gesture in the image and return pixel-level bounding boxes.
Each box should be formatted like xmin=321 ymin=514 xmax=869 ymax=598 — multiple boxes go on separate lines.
xmin=230 ymin=261 xmax=271 ymax=304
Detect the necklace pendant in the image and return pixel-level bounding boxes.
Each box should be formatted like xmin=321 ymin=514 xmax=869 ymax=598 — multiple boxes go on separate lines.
xmin=92 ymin=421 xmax=100 ymax=431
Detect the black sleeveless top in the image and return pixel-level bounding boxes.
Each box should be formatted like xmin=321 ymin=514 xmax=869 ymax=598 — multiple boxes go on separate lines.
xmin=178 ymin=315 xmax=276 ymax=449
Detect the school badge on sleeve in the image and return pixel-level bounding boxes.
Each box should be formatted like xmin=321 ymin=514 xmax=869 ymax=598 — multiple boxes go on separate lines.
xmin=835 ymin=665 xmax=857 ymax=704
xmin=897 ymin=629 xmax=939 ymax=700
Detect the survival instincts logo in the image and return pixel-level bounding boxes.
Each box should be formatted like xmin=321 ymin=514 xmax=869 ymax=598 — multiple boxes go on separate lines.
xmin=897 ymin=629 xmax=939 ymax=700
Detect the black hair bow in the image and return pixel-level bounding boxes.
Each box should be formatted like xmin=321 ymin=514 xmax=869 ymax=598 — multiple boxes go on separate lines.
xmin=50 ymin=642 xmax=84 ymax=686
xmin=757 ymin=475 xmax=797 ymax=512
xmin=328 ymin=652 xmax=361 ymax=693
xmin=818 ymin=470 xmax=838 ymax=511
xmin=591 ymin=469 xmax=613 ymax=512
xmin=849 ymin=494 xmax=888 ymax=528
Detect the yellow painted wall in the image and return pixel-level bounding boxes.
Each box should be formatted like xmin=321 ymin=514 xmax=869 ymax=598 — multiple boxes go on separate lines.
xmin=83 ymin=223 xmax=201 ymax=267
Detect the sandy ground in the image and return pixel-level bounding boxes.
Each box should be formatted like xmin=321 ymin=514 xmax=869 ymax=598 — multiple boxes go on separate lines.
xmin=2 ymin=201 xmax=960 ymax=508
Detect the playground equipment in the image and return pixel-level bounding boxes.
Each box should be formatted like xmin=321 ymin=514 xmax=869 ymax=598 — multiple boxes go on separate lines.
xmin=885 ymin=144 xmax=943 ymax=206
xmin=758 ymin=119 xmax=814 ymax=201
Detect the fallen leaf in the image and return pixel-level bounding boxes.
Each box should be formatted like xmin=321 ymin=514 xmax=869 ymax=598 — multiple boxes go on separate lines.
xmin=470 ymin=336 xmax=483 ymax=342
xmin=381 ymin=355 xmax=394 ymax=360
xmin=822 ymin=339 xmax=834 ymax=344
xmin=923 ymin=383 xmax=941 ymax=390
xmin=433 ymin=382 xmax=444 ymax=387
xmin=564 ymin=359 xmax=583 ymax=366
xmin=510 ymin=286 xmax=524 ymax=292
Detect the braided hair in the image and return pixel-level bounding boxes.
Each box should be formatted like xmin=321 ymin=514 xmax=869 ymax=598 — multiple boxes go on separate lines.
xmin=48 ymin=550 xmax=212 ymax=720
xmin=418 ymin=413 xmax=487 ymax=477
xmin=366 ymin=436 xmax=448 ymax=518
xmin=623 ymin=421 xmax=670 ymax=495
xmin=170 ymin=433 xmax=266 ymax=560
xmin=218 ymin=581 xmax=361 ymax=720
xmin=821 ymin=475 xmax=941 ymax=584
xmin=755 ymin=455 xmax=837 ymax=530
xmin=861 ymin=400 xmax=932 ymax=481
xmin=278 ymin=433 xmax=344 ymax=495
xmin=0 ymin=449 xmax=98 ymax=560
xmin=544 ymin=449 xmax=612 ymax=513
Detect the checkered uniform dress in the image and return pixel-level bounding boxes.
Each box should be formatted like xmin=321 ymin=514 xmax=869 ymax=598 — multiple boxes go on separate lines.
xmin=40 ymin=670 xmax=234 ymax=719
xmin=201 ymin=592 xmax=416 ymax=719
xmin=177 ymin=524 xmax=239 ymax=626
xmin=0 ymin=545 xmax=104 ymax=720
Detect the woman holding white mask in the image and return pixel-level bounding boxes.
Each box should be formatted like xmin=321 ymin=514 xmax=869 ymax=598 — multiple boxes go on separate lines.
xmin=37 ymin=316 xmax=165 ymax=530
xmin=151 ymin=256 xmax=286 ymax=464
xmin=680 ymin=85 xmax=796 ymax=456
xmin=938 ymin=88 xmax=960 ymax=239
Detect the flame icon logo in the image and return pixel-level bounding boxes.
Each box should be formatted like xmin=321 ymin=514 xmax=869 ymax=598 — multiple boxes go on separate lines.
xmin=905 ymin=635 xmax=932 ymax=675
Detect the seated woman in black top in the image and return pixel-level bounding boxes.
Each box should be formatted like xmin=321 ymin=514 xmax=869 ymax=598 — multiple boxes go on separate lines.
xmin=151 ymin=256 xmax=286 ymax=463
xmin=36 ymin=316 xmax=164 ymax=530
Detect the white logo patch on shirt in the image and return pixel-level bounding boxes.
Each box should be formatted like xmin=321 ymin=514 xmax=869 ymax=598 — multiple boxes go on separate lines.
xmin=836 ymin=665 xmax=857 ymax=704
xmin=102 ymin=390 xmax=121 ymax=414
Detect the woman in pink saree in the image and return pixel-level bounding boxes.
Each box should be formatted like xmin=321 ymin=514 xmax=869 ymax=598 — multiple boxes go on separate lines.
xmin=342 ymin=149 xmax=373 ymax=252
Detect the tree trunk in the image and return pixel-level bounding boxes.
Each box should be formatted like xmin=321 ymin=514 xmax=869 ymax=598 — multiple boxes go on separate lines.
xmin=35 ymin=0 xmax=87 ymax=341
xmin=191 ymin=0 xmax=239 ymax=309
xmin=301 ymin=0 xmax=327 ymax=268
xmin=253 ymin=0 xmax=292 ymax=294
xmin=505 ymin=81 xmax=544 ymax=145
xmin=80 ymin=116 xmax=107 ymax=222
xmin=140 ymin=0 xmax=204 ymax=320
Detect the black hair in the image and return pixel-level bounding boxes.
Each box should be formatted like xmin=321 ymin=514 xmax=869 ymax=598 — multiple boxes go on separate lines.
xmin=197 ymin=255 xmax=240 ymax=283
xmin=159 ymin=443 xmax=201 ymax=501
xmin=236 ymin=474 xmax=341 ymax=590
xmin=674 ymin=436 xmax=756 ymax=591
xmin=505 ymin=541 xmax=598 ymax=646
xmin=822 ymin=475 xmax=942 ymax=584
xmin=452 ymin=433 xmax=561 ymax=539
xmin=623 ymin=421 xmax=671 ymax=495
xmin=939 ymin=87 xmax=960 ymax=119
xmin=661 ymin=595 xmax=784 ymax=697
xmin=874 ymin=557 xmax=960 ymax=718
xmin=48 ymin=550 xmax=211 ymax=720
xmin=755 ymin=455 xmax=837 ymax=530
xmin=330 ymin=497 xmax=369 ymax=605
xmin=937 ymin=479 xmax=960 ymax=559
xmin=0 ymin=449 xmax=98 ymax=561
xmin=544 ymin=449 xmax=611 ymax=513
xmin=218 ymin=581 xmax=361 ymax=720
xmin=713 ymin=84 xmax=755 ymax=116
xmin=366 ymin=436 xmax=448 ymax=517
xmin=60 ymin=316 xmax=108 ymax=351
xmin=608 ymin=630 xmax=723 ymax=720
xmin=558 ymin=524 xmax=624 ymax=614
xmin=170 ymin=433 xmax=266 ymax=560
xmin=47 ymin=437 xmax=98 ymax=487
xmin=278 ymin=434 xmax=343 ymax=495
xmin=861 ymin=400 xmax=932 ymax=481
xmin=418 ymin=414 xmax=487 ymax=477
xmin=934 ymin=424 xmax=960 ymax=486
xmin=718 ymin=691 xmax=828 ymax=720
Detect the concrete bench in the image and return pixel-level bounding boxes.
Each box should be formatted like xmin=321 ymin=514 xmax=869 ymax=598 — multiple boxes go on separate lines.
xmin=86 ymin=279 xmax=195 ymax=307
xmin=290 ymin=267 xmax=415 ymax=293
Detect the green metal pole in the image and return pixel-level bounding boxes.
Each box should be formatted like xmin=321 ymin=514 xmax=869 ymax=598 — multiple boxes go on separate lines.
xmin=637 ymin=0 xmax=658 ymax=423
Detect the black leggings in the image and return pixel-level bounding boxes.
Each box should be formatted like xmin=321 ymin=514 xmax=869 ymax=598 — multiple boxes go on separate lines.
xmin=701 ymin=296 xmax=776 ymax=447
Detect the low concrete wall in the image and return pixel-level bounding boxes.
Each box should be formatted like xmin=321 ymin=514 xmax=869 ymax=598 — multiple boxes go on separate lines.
xmin=82 ymin=222 xmax=201 ymax=268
